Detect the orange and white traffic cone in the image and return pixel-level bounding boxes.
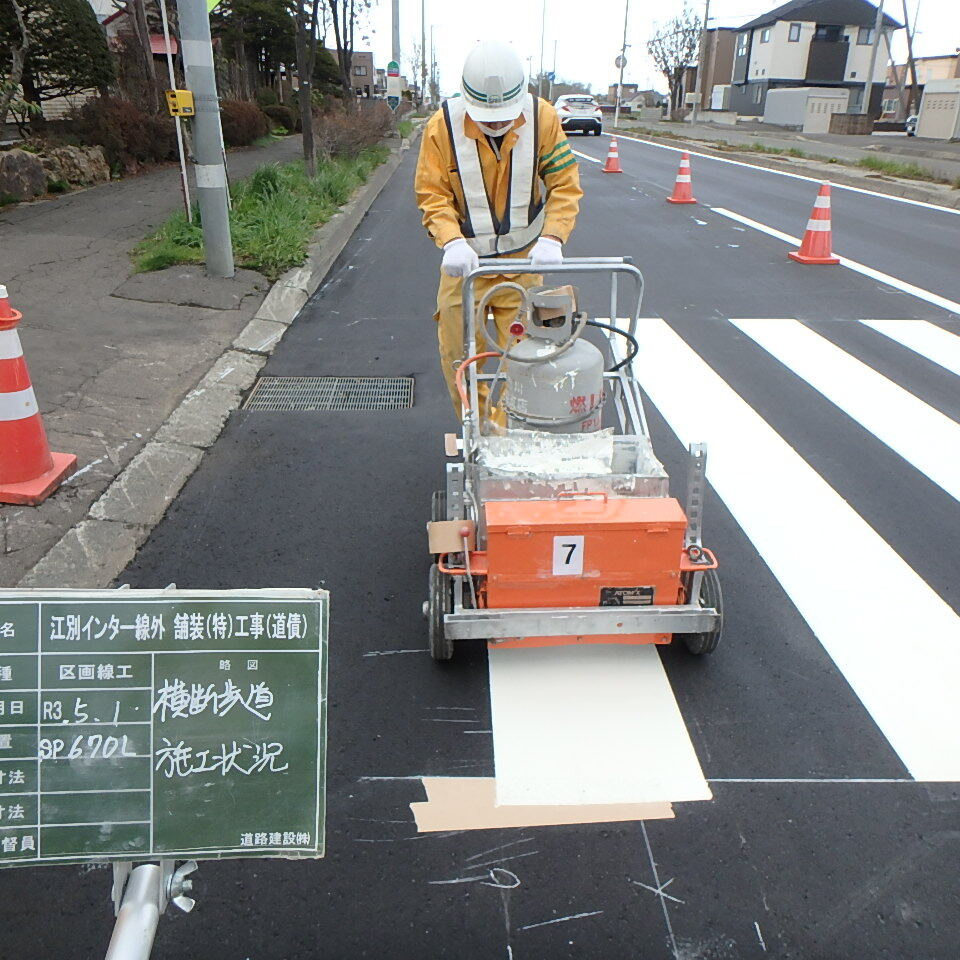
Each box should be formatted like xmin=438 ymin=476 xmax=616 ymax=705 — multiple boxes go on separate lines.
xmin=666 ymin=152 xmax=697 ymax=204
xmin=788 ymin=183 xmax=840 ymax=265
xmin=0 ymin=285 xmax=77 ymax=505
xmin=602 ymin=137 xmax=623 ymax=173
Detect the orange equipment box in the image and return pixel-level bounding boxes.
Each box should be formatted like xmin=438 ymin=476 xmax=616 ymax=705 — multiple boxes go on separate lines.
xmin=484 ymin=497 xmax=687 ymax=611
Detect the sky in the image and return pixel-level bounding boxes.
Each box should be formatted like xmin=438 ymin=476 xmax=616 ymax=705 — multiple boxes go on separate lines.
xmin=354 ymin=0 xmax=960 ymax=96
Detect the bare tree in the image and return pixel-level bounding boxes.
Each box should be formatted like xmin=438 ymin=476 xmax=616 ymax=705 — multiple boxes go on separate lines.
xmin=0 ymin=0 xmax=29 ymax=127
xmin=407 ymin=40 xmax=421 ymax=107
xmin=326 ymin=0 xmax=370 ymax=102
xmin=647 ymin=5 xmax=701 ymax=117
xmin=292 ymin=0 xmax=322 ymax=176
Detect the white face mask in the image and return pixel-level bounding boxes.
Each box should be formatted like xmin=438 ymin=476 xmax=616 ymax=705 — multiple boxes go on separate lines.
xmin=474 ymin=119 xmax=515 ymax=138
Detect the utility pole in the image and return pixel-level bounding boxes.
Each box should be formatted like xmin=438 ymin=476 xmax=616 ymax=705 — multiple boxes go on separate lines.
xmin=861 ymin=0 xmax=885 ymax=115
xmin=175 ymin=0 xmax=234 ymax=278
xmin=693 ymin=0 xmax=711 ymax=123
xmin=420 ymin=0 xmax=427 ymax=110
xmin=548 ymin=39 xmax=557 ymax=101
xmin=538 ymin=0 xmax=546 ymax=99
xmin=614 ymin=0 xmax=629 ymax=129
xmin=901 ymin=0 xmax=921 ymax=115
xmin=391 ymin=0 xmax=400 ymax=65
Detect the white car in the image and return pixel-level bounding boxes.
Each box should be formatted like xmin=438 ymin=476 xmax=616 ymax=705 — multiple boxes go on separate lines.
xmin=554 ymin=95 xmax=602 ymax=136
xmin=906 ymin=114 xmax=918 ymax=136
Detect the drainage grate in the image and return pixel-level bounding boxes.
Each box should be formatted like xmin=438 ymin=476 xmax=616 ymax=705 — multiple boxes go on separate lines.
xmin=243 ymin=376 xmax=414 ymax=412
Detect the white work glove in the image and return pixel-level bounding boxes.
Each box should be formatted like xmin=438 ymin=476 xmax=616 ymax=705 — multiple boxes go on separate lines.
xmin=530 ymin=236 xmax=563 ymax=268
xmin=441 ymin=238 xmax=479 ymax=277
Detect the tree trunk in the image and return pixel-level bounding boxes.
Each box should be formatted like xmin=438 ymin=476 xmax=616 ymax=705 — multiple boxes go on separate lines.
xmin=19 ymin=65 xmax=46 ymax=133
xmin=131 ymin=0 xmax=159 ymax=111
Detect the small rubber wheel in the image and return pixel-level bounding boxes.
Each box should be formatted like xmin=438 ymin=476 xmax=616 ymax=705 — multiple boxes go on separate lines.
xmin=431 ymin=489 xmax=447 ymax=523
xmin=683 ymin=568 xmax=723 ymax=655
xmin=428 ymin=563 xmax=454 ymax=661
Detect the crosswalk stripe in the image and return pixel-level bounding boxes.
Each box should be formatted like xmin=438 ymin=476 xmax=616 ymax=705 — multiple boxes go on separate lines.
xmin=731 ymin=318 xmax=960 ymax=503
xmin=860 ymin=319 xmax=960 ymax=379
xmin=632 ymin=317 xmax=960 ymax=782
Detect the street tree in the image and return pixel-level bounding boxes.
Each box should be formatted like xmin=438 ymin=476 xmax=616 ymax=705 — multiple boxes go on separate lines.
xmin=211 ymin=0 xmax=296 ymax=97
xmin=647 ymin=4 xmax=701 ymax=116
xmin=291 ymin=0 xmax=322 ymax=176
xmin=0 ymin=0 xmax=28 ymax=127
xmin=326 ymin=0 xmax=370 ymax=101
xmin=111 ymin=1 xmax=160 ymax=108
xmin=0 ymin=0 xmax=115 ymax=128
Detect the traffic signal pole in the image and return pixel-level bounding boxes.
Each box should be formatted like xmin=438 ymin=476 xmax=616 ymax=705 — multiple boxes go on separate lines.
xmin=175 ymin=0 xmax=234 ymax=278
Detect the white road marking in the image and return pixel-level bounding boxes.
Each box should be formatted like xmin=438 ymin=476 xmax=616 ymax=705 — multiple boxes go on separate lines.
xmin=711 ymin=207 xmax=960 ymax=316
xmin=571 ymin=149 xmax=601 ymax=163
xmin=860 ymin=319 xmax=960 ymax=378
xmin=606 ymin=130 xmax=960 ymax=217
xmin=632 ymin=318 xmax=960 ymax=781
xmin=732 ymin=318 xmax=960 ymax=502
xmin=489 ymin=643 xmax=710 ymax=806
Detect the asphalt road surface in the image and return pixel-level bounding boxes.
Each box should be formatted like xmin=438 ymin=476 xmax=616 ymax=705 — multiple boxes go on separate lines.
xmin=5 ymin=131 xmax=960 ymax=959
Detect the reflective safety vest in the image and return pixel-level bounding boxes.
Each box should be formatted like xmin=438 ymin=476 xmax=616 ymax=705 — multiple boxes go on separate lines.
xmin=441 ymin=93 xmax=545 ymax=257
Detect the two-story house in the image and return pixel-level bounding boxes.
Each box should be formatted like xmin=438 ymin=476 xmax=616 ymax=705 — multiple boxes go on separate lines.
xmin=729 ymin=0 xmax=901 ymax=117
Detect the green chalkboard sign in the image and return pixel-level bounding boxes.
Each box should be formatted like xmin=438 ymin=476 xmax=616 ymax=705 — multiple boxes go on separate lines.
xmin=0 ymin=589 xmax=327 ymax=867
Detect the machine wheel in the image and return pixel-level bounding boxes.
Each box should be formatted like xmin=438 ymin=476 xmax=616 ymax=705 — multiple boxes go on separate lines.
xmin=431 ymin=488 xmax=447 ymax=522
xmin=428 ymin=563 xmax=454 ymax=661
xmin=682 ymin=568 xmax=723 ymax=655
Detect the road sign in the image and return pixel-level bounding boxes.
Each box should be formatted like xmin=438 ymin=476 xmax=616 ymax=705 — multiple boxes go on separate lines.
xmin=387 ymin=60 xmax=400 ymax=78
xmin=387 ymin=61 xmax=402 ymax=112
xmin=615 ymin=55 xmax=627 ymax=69
xmin=0 ymin=589 xmax=327 ymax=868
xmin=387 ymin=96 xmax=401 ymax=112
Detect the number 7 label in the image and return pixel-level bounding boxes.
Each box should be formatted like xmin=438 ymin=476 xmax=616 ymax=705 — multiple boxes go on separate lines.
xmin=552 ymin=535 xmax=584 ymax=576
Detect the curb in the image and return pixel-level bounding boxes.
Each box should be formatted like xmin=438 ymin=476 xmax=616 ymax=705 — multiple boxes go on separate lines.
xmin=612 ymin=128 xmax=960 ymax=210
xmin=19 ymin=127 xmax=422 ymax=589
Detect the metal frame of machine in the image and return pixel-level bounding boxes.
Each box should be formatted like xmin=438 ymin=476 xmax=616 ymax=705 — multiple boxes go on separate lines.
xmin=426 ymin=258 xmax=722 ymax=660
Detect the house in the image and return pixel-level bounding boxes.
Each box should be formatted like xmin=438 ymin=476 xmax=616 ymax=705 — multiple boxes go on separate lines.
xmin=324 ymin=50 xmax=376 ymax=98
xmin=882 ymin=53 xmax=960 ymax=117
xmin=677 ymin=28 xmax=739 ymax=111
xmin=729 ymin=0 xmax=902 ymax=117
xmin=607 ymin=82 xmax=640 ymax=104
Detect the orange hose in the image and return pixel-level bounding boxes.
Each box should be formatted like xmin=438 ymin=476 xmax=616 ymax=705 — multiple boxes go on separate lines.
xmin=455 ymin=351 xmax=499 ymax=412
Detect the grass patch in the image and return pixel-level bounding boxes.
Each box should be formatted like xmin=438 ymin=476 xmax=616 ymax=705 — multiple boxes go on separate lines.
xmin=133 ymin=146 xmax=389 ymax=279
xmin=856 ymin=154 xmax=944 ymax=183
xmin=0 ymin=192 xmax=19 ymax=207
xmin=47 ymin=179 xmax=70 ymax=194
xmin=397 ymin=119 xmax=413 ymax=138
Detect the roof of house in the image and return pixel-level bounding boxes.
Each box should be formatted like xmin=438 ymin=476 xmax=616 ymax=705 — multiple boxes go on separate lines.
xmin=739 ymin=0 xmax=901 ymax=31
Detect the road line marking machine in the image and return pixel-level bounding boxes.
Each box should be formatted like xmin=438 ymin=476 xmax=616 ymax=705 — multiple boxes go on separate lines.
xmin=425 ymin=258 xmax=722 ymax=660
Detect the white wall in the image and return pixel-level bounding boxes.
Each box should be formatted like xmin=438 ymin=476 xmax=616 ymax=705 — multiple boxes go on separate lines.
xmin=844 ymin=27 xmax=893 ymax=84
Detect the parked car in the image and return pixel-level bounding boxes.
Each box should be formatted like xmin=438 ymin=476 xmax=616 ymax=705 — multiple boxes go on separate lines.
xmin=906 ymin=114 xmax=918 ymax=136
xmin=554 ymin=95 xmax=602 ymax=136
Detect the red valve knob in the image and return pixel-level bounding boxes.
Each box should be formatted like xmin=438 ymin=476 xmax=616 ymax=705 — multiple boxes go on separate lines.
xmin=509 ymin=322 xmax=525 ymax=336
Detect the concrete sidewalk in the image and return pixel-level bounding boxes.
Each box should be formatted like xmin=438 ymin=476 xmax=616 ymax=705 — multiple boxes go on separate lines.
xmin=623 ymin=118 xmax=960 ymax=183
xmin=0 ymin=136 xmax=303 ymax=585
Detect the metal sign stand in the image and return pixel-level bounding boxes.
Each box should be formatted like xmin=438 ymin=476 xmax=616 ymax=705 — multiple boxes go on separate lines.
xmin=105 ymin=860 xmax=197 ymax=960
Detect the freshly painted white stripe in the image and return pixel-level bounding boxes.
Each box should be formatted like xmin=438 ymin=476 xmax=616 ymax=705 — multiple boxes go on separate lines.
xmin=732 ymin=318 xmax=960 ymax=502
xmin=0 ymin=386 xmax=38 ymax=421
xmin=489 ymin=643 xmax=711 ymax=806
xmin=0 ymin=328 xmax=23 ymax=361
xmin=607 ymin=131 xmax=960 ymax=217
xmin=712 ymin=207 xmax=960 ymax=316
xmin=195 ymin=163 xmax=226 ymax=189
xmin=571 ymin=150 xmax=601 ymax=164
xmin=861 ymin=319 xmax=960 ymax=378
xmin=632 ymin=318 xmax=960 ymax=781
xmin=804 ymin=219 xmax=831 ymax=231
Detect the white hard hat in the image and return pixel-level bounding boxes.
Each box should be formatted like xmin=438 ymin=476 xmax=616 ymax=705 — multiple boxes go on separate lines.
xmin=460 ymin=40 xmax=527 ymax=122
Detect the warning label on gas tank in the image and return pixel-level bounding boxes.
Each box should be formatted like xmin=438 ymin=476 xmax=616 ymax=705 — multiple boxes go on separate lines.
xmin=599 ymin=586 xmax=655 ymax=606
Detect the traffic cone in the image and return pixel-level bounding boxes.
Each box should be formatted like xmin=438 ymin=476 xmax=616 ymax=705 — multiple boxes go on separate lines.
xmin=602 ymin=137 xmax=623 ymax=173
xmin=666 ymin=152 xmax=697 ymax=204
xmin=788 ymin=183 xmax=840 ymax=265
xmin=0 ymin=285 xmax=77 ymax=505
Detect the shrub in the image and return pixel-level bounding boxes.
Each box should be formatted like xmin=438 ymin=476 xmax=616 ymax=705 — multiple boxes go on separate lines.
xmin=219 ymin=100 xmax=272 ymax=147
xmin=255 ymin=87 xmax=279 ymax=108
xmin=71 ymin=97 xmax=176 ymax=170
xmin=263 ymin=104 xmax=296 ymax=132
xmin=47 ymin=179 xmax=69 ymax=193
xmin=313 ymin=101 xmax=393 ymax=158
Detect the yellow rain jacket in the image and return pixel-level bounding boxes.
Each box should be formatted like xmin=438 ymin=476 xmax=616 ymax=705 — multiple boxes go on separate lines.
xmin=414 ymin=96 xmax=582 ymax=415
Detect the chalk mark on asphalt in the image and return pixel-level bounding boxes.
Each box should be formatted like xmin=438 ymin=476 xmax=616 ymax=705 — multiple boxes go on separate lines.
xmin=520 ymin=910 xmax=604 ymax=931
xmin=640 ymin=821 xmax=680 ymax=958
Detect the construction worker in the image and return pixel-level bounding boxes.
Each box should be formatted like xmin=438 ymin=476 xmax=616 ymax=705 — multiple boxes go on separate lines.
xmin=414 ymin=40 xmax=582 ymax=416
